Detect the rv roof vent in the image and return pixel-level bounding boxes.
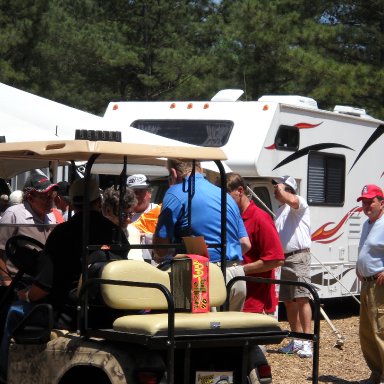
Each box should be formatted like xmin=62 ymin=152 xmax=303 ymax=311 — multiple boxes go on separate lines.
xmin=258 ymin=95 xmax=318 ymax=109
xmin=211 ymin=89 xmax=244 ymax=102
xmin=333 ymin=105 xmax=369 ymax=118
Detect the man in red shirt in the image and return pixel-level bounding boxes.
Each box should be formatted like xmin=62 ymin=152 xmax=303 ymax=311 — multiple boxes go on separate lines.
xmin=226 ymin=173 xmax=284 ymax=314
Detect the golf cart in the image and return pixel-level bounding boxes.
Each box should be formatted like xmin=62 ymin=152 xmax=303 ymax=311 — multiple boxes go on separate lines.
xmin=0 ymin=139 xmax=321 ymax=384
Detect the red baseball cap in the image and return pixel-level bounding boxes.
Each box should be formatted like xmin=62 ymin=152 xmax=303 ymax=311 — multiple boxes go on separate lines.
xmin=356 ymin=184 xmax=384 ymax=202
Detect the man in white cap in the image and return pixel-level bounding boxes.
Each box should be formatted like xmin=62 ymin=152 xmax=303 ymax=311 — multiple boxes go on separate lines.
xmin=0 ymin=174 xmax=58 ymax=286
xmin=126 ymin=174 xmax=159 ymax=223
xmin=126 ymin=174 xmax=160 ymax=262
xmin=272 ymin=175 xmax=313 ymax=358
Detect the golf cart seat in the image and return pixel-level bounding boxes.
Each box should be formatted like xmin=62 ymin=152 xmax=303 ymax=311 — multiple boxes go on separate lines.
xmin=95 ymin=260 xmax=287 ymax=344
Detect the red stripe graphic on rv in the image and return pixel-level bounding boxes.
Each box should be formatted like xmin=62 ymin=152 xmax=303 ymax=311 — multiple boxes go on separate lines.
xmin=311 ymin=207 xmax=362 ymax=244
xmin=264 ymin=121 xmax=323 ymax=149
xmin=294 ymin=122 xmax=322 ymax=129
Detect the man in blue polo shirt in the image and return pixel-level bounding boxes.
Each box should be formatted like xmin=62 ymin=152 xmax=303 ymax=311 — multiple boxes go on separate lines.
xmin=153 ymin=159 xmax=250 ymax=311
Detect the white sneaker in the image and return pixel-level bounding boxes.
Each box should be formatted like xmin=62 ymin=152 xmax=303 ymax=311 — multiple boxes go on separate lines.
xmin=278 ymin=339 xmax=303 ymax=354
xmin=297 ymin=341 xmax=312 ymax=358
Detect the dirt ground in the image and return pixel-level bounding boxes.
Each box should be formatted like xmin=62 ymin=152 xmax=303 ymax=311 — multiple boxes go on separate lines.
xmin=266 ymin=300 xmax=371 ymax=384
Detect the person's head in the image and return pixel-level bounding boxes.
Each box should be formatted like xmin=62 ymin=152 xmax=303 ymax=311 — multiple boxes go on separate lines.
xmin=9 ymin=190 xmax=23 ymax=205
xmin=272 ymin=175 xmax=297 ymax=203
xmin=167 ymin=159 xmax=202 ymax=185
xmin=23 ymin=174 xmax=58 ymax=218
xmin=225 ymin=173 xmax=250 ymax=213
xmin=0 ymin=194 xmax=9 ymax=205
xmin=69 ymin=178 xmax=101 ymax=212
xmin=55 ymin=181 xmax=71 ymax=211
xmin=102 ymin=186 xmax=137 ymax=227
xmin=357 ymin=184 xmax=384 ymax=223
xmin=126 ymin=174 xmax=153 ymax=213
xmin=0 ymin=194 xmax=9 ymax=213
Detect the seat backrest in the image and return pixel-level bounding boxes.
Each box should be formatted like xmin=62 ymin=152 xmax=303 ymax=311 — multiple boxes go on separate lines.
xmin=101 ymin=260 xmax=171 ymax=310
xmin=101 ymin=260 xmax=227 ymax=311
xmin=208 ymin=263 xmax=227 ymax=307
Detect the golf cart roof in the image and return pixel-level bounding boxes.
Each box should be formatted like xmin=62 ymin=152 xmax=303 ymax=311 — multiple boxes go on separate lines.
xmin=0 ymin=140 xmax=227 ymax=179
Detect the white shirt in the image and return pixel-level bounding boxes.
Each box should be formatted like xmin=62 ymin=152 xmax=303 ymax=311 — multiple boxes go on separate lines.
xmin=275 ymin=195 xmax=311 ymax=253
xmin=126 ymin=224 xmax=145 ymax=261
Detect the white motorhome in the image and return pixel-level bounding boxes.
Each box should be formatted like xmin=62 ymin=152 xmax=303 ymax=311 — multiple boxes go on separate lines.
xmin=103 ymin=89 xmax=384 ymax=300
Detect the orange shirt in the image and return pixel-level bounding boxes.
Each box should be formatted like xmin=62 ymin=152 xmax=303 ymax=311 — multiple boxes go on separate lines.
xmin=133 ymin=204 xmax=161 ymax=234
xmin=51 ymin=208 xmax=65 ymax=224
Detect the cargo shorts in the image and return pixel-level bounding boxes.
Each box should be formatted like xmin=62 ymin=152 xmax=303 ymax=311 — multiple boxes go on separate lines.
xmin=279 ymin=251 xmax=311 ymax=301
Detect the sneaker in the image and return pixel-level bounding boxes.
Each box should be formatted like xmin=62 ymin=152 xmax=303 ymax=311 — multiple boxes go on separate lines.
xmin=297 ymin=341 xmax=312 ymax=358
xmin=278 ymin=339 xmax=303 ymax=354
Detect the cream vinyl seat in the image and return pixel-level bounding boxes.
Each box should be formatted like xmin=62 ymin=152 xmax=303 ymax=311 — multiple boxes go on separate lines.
xmin=100 ymin=260 xmax=282 ymax=337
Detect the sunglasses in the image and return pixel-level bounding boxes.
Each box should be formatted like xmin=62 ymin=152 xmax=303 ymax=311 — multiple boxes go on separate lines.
xmin=113 ymin=209 xmax=135 ymax=220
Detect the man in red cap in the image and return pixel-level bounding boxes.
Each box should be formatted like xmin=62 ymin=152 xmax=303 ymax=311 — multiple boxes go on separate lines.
xmin=356 ymin=184 xmax=384 ymax=384
xmin=0 ymin=174 xmax=58 ymax=286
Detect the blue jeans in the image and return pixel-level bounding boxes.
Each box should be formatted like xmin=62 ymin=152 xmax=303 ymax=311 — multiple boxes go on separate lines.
xmin=0 ymin=300 xmax=36 ymax=379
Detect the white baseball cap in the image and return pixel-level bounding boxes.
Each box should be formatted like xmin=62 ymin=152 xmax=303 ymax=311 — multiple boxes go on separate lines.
xmin=126 ymin=174 xmax=150 ymax=189
xmin=272 ymin=175 xmax=297 ymax=193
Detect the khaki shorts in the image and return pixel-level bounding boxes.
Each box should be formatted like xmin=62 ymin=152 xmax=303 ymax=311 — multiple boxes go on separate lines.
xmin=279 ymin=251 xmax=311 ymax=301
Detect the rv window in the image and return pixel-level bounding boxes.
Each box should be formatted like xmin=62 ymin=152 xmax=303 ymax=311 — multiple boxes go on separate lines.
xmin=307 ymin=153 xmax=345 ymax=206
xmin=131 ymin=120 xmax=233 ymax=147
xmin=252 ymin=187 xmax=274 ymax=218
xmin=274 ymin=125 xmax=299 ymax=151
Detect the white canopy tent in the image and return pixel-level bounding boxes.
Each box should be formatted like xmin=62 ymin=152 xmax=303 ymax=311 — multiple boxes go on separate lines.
xmin=0 ymin=83 xmax=231 ymax=178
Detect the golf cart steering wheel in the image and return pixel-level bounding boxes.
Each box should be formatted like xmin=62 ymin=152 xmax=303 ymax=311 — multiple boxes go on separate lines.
xmin=5 ymin=235 xmax=45 ymax=277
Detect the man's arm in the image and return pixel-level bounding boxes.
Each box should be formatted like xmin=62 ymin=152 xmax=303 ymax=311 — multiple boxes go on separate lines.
xmin=17 ymin=284 xmax=48 ymax=302
xmin=0 ymin=249 xmax=11 ymax=286
xmin=18 ymin=251 xmax=53 ymax=302
xmin=240 ymin=236 xmax=251 ymax=255
xmin=243 ymin=259 xmax=284 ymax=275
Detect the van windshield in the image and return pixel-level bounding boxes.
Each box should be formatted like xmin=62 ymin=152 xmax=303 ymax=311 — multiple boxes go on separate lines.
xmin=131 ymin=119 xmax=233 ymax=147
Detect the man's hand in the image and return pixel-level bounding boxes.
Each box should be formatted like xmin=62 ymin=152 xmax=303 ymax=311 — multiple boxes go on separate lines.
xmin=0 ymin=250 xmax=11 ymax=286
xmin=376 ymin=271 xmax=384 ymax=285
xmin=152 ymin=236 xmax=171 ymax=262
xmin=17 ymin=288 xmax=30 ymax=302
xmin=273 ymin=183 xmax=299 ymax=209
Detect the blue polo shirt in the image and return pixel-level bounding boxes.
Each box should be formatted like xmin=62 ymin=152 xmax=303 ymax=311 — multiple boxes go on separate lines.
xmin=155 ymin=174 xmax=247 ymax=262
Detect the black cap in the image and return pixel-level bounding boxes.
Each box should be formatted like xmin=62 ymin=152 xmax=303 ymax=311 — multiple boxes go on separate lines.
xmin=57 ymin=181 xmax=70 ymax=201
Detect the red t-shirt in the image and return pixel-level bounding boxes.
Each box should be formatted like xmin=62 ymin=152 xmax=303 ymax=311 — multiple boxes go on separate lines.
xmin=242 ymin=201 xmax=284 ymax=313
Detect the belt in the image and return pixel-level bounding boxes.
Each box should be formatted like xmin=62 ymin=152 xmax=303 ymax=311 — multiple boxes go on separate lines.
xmin=213 ymin=260 xmax=240 ymax=267
xmin=284 ymin=248 xmax=310 ymax=257
xmin=361 ymin=274 xmax=378 ymax=282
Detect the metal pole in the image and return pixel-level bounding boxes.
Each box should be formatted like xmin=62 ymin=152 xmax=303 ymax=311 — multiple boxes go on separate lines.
xmin=319 ymin=306 xmax=345 ymax=348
